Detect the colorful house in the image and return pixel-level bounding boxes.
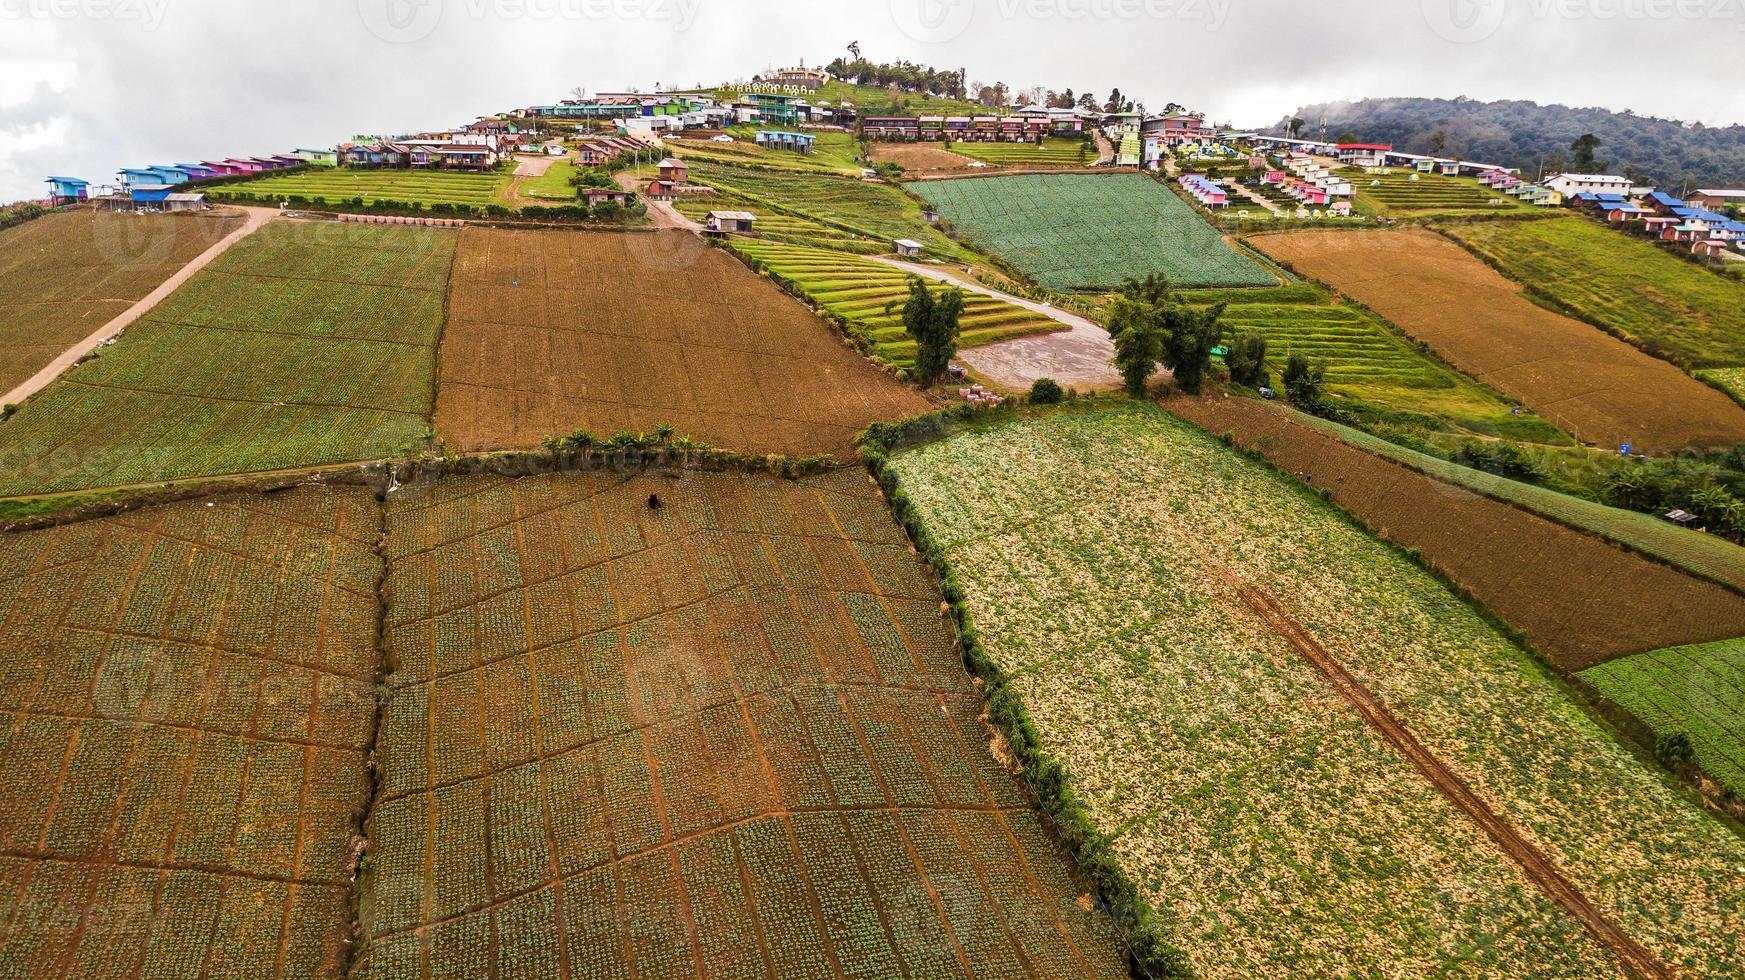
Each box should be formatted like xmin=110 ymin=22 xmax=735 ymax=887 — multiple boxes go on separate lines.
xmin=754 ymin=131 xmax=816 ymax=154
xmin=44 ymin=176 xmax=89 ymax=204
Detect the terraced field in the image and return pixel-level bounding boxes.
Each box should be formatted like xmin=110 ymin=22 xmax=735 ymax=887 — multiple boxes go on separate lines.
xmin=0 ymin=221 xmax=455 ymax=497
xmin=355 ymin=467 xmax=1129 ymax=978
xmin=1581 ymin=638 xmax=1745 ymax=798
xmin=1350 ymin=169 xmax=1534 ymax=216
xmin=885 ymin=402 xmax=1745 ymax=976
xmin=673 ymin=191 xmax=882 ymax=252
xmin=729 ymin=239 xmax=1063 ymax=367
xmin=1182 ymin=283 xmax=1565 ymax=440
xmin=0 ymin=209 xmax=241 ymax=392
xmin=0 ymin=486 xmax=381 ymax=977
xmin=948 ymin=138 xmax=1092 ymax=167
xmin=668 ymin=129 xmax=863 ymax=175
xmin=686 ymin=162 xmax=966 ymax=259
xmin=209 ymin=168 xmax=513 ymax=208
xmin=1443 ymin=216 xmax=1745 ymax=368
xmin=909 ymin=173 xmax=1276 ymax=289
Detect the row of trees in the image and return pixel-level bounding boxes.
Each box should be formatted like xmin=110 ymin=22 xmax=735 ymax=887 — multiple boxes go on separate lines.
xmin=823 ymin=49 xmax=1148 ymax=114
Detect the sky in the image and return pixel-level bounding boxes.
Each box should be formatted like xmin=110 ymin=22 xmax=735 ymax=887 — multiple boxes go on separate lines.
xmin=5 ymin=0 xmax=1745 ymax=201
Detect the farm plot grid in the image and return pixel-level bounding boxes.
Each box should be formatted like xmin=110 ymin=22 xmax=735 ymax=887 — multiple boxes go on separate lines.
xmin=906 ymin=173 xmax=1276 ymax=290
xmin=1349 ymin=170 xmax=1534 ymax=216
xmin=672 ymin=192 xmax=879 ymax=253
xmin=434 ymin=228 xmax=930 ymax=459
xmin=1443 ymin=215 xmax=1745 ymax=369
xmin=0 ymin=221 xmax=456 ymax=498
xmin=886 ymin=403 xmax=1745 ymax=977
xmin=729 ymin=239 xmax=1065 ymax=369
xmin=1168 ymin=394 xmax=1745 ymax=668
xmin=208 ymin=168 xmax=512 ymax=209
xmin=1580 ymin=638 xmax=1745 ymax=799
xmin=684 ymin=162 xmax=967 ymax=260
xmin=0 ymin=485 xmax=380 ymax=977
xmin=355 ymin=467 xmax=1129 ymax=978
xmin=0 ymin=210 xmax=240 ymax=394
xmin=1250 ymin=227 xmax=1745 ymax=453
xmin=948 ymin=139 xmax=1092 ymax=168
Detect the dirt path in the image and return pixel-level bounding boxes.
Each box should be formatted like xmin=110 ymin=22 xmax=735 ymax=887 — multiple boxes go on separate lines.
xmin=1227 ymin=183 xmax=1280 ymax=214
xmin=865 ymin=257 xmax=1126 ymax=389
xmin=505 ymin=153 xmax=563 ymax=207
xmin=1 ymin=205 xmax=276 ymax=409
xmin=1093 ymin=131 xmax=1114 ymax=165
xmin=1222 ymin=569 xmax=1671 ymax=980
xmin=615 ymin=171 xmax=701 ymax=231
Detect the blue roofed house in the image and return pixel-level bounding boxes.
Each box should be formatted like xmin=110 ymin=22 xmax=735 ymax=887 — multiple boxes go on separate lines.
xmin=128 ymin=184 xmax=175 ymax=207
xmin=45 ymin=176 xmax=89 ymax=204
xmin=174 ymin=163 xmax=221 ymax=181
xmin=754 ymin=130 xmax=816 ymax=154
xmin=142 ymin=166 xmax=191 ymax=185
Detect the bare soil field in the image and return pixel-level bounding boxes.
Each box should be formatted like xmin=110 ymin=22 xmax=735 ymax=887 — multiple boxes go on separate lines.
xmin=867 ymin=141 xmax=977 ymax=174
xmin=435 ymin=228 xmax=932 ymax=458
xmin=0 ymin=210 xmax=241 ymax=393
xmin=356 ymin=466 xmax=1128 ymax=977
xmin=1249 ymin=227 xmax=1745 ymax=453
xmin=1169 ymin=394 xmax=1745 ymax=669
xmin=0 ymin=485 xmax=380 ymax=977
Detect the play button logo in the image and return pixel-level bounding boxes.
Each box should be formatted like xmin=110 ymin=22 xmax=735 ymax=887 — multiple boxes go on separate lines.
xmin=892 ymin=0 xmax=976 ymax=44
xmin=1422 ymin=0 xmax=1507 ymax=43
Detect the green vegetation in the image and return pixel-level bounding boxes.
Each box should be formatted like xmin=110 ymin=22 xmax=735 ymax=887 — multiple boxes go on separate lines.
xmin=208 ymin=166 xmax=513 ymax=208
xmin=727 ymin=239 xmax=1062 ymax=368
xmin=669 ymin=127 xmax=865 ymax=175
xmin=687 ymin=161 xmax=968 ymax=258
xmin=883 ymin=401 xmax=1745 ymax=976
xmin=900 ymin=275 xmax=964 ymax=384
xmin=1348 ymin=168 xmax=1535 ymax=216
xmin=908 ymin=173 xmax=1276 ymax=289
xmin=0 ymin=222 xmax=453 ymax=497
xmin=519 ymin=157 xmax=579 ymax=199
xmin=1444 ymin=216 xmax=1745 ymax=368
xmin=1108 ymin=275 xmax=1225 ymax=396
xmin=672 ymin=190 xmax=883 ymax=252
xmin=949 ymin=137 xmax=1092 ymax=167
xmin=1581 ymin=637 xmax=1745 ymax=798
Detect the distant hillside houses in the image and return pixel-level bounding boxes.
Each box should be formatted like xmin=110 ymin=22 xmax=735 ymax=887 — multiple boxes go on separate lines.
xmin=338 ymin=135 xmax=503 ymax=171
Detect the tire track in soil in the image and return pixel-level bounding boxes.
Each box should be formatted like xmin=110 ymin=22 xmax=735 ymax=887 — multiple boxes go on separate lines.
xmin=1220 ymin=569 xmax=1672 ymax=980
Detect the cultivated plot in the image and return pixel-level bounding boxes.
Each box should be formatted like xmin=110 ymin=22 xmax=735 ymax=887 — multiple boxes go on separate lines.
xmin=1581 ymin=637 xmax=1745 ymax=798
xmin=1250 ymin=227 xmax=1745 ymax=452
xmin=685 ymin=162 xmax=966 ymax=259
xmin=0 ymin=210 xmax=240 ymax=393
xmin=1349 ymin=170 xmax=1534 ymax=217
xmin=867 ymin=142 xmax=978 ymax=175
xmin=0 ymin=221 xmax=456 ymax=497
xmin=948 ymin=139 xmax=1093 ymax=168
xmin=907 ymin=173 xmax=1276 ymax=290
xmin=356 ymin=466 xmax=1129 ymax=978
xmin=886 ymin=403 xmax=1745 ymax=976
xmin=434 ymin=228 xmax=930 ymax=458
xmin=1169 ymin=394 xmax=1745 ymax=667
xmin=0 ymin=486 xmax=381 ymax=977
xmin=209 ymin=168 xmax=512 ymax=209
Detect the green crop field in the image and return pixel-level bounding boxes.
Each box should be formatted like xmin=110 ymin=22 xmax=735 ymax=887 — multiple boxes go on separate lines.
xmin=729 ymin=239 xmax=1064 ymax=367
xmin=1183 ymin=282 xmax=1565 ymax=440
xmin=949 ymin=138 xmax=1094 ymax=167
xmin=908 ymin=172 xmax=1277 ymax=289
xmin=686 ymin=161 xmax=968 ymax=259
xmin=518 ymin=157 xmax=578 ymax=200
xmin=1349 ymin=169 xmax=1535 ymax=216
xmin=669 ymin=128 xmax=865 ymax=175
xmin=0 ymin=221 xmax=454 ymax=497
xmin=1443 ymin=216 xmax=1745 ymax=368
xmin=673 ymin=190 xmax=882 ymax=252
xmin=1581 ymin=638 xmax=1745 ymax=798
xmin=355 ymin=467 xmax=1129 ymax=978
xmin=209 ymin=167 xmax=513 ymax=208
xmin=885 ymin=402 xmax=1745 ymax=976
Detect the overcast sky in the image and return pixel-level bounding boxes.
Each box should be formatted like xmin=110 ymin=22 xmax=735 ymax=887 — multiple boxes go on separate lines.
xmin=4 ymin=0 xmax=1745 ymax=201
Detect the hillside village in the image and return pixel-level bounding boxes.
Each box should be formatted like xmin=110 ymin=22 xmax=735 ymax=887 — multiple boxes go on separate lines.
xmin=8 ymin=48 xmax=1745 ymax=980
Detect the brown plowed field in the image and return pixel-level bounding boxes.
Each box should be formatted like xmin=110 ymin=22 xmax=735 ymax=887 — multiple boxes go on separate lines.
xmin=868 ymin=142 xmax=977 ymax=174
xmin=0 ymin=210 xmax=240 ymax=392
xmin=356 ymin=467 xmax=1128 ymax=977
xmin=434 ymin=229 xmax=930 ymax=458
xmin=1169 ymin=394 xmax=1745 ymax=669
xmin=1250 ymin=228 xmax=1745 ymax=453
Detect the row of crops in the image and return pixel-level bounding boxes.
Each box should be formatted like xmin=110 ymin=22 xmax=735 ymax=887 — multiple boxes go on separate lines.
xmin=672 ymin=190 xmax=882 ymax=252
xmin=208 ymin=167 xmax=513 ymax=207
xmin=1580 ymin=637 xmax=1745 ymax=797
xmin=729 ymin=238 xmax=1063 ymax=367
xmin=908 ymin=172 xmax=1278 ymax=289
xmin=1351 ymin=170 xmax=1530 ymax=215
xmin=0 ymin=221 xmax=454 ymax=496
xmin=883 ymin=402 xmax=1745 ymax=977
xmin=949 ymin=137 xmax=1093 ymax=166
xmin=685 ymin=161 xmax=967 ymax=259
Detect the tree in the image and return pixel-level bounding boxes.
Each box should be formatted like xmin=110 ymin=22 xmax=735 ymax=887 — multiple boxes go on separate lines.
xmin=900 ymin=278 xmax=964 ymax=386
xmin=1225 ymin=331 xmax=1269 ymax=388
xmin=1655 ymin=732 xmax=1695 ymax=768
xmin=1108 ymin=276 xmax=1227 ymax=396
xmin=1077 ymin=92 xmax=1101 ymax=113
xmin=1335 ymin=131 xmax=1360 ymax=144
xmin=1282 ymin=355 xmax=1326 ymax=409
xmin=847 ymin=40 xmax=861 ymax=60
xmin=1028 ymin=378 xmax=1064 ymax=404
xmin=1109 ymin=296 xmax=1167 ymax=398
xmin=1105 ymin=88 xmax=1123 ymax=113
xmin=1161 ymin=302 xmax=1226 ymax=395
xmin=1287 ymin=117 xmax=1305 ymax=138
xmin=1570 ymin=132 xmax=1603 ymax=171
xmin=1428 ymin=129 xmax=1448 ymax=155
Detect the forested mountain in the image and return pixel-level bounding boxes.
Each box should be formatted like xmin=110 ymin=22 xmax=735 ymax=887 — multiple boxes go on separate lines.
xmin=1271 ymin=97 xmax=1745 ymax=189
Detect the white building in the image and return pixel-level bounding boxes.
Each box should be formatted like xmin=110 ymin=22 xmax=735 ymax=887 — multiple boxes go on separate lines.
xmin=1542 ymin=173 xmax=1635 ymax=198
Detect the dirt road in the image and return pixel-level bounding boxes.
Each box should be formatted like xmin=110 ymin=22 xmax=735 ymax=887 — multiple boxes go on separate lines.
xmin=504 ymin=152 xmax=563 ymax=207
xmin=866 ymin=257 xmax=1126 ymax=389
xmin=615 ymin=170 xmax=701 ymax=231
xmin=1 ymin=205 xmax=276 ymax=409
xmin=1225 ymin=570 xmax=1671 ymax=980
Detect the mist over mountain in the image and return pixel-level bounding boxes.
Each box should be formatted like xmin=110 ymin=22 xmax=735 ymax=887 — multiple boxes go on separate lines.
xmin=1270 ymin=97 xmax=1745 ymax=189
